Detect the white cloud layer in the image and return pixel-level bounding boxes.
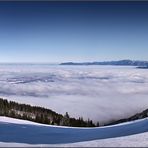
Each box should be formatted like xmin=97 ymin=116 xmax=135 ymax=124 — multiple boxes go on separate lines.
xmin=0 ymin=64 xmax=148 ymax=124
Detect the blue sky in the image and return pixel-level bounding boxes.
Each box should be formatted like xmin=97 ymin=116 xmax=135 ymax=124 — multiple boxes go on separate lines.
xmin=0 ymin=1 xmax=148 ymax=63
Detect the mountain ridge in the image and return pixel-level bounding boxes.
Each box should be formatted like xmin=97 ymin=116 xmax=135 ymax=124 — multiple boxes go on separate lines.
xmin=60 ymin=60 xmax=148 ymax=66
xmin=106 ymin=108 xmax=148 ymax=126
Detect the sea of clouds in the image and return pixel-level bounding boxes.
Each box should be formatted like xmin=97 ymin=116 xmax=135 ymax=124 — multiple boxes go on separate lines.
xmin=0 ymin=64 xmax=148 ymax=124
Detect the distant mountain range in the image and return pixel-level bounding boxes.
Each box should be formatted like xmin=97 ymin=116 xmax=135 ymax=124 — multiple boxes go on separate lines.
xmin=60 ymin=60 xmax=148 ymax=67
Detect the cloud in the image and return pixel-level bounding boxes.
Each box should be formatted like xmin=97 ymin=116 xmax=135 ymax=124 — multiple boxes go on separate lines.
xmin=0 ymin=65 xmax=148 ymax=124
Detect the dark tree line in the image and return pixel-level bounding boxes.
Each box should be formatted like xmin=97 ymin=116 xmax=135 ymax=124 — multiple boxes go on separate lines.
xmin=0 ymin=98 xmax=97 ymax=127
xmin=106 ymin=108 xmax=148 ymax=126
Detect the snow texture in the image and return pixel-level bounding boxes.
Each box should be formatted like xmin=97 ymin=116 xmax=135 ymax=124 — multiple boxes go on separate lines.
xmin=0 ymin=116 xmax=148 ymax=147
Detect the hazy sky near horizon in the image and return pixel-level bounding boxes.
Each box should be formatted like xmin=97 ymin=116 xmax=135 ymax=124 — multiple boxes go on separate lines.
xmin=0 ymin=1 xmax=148 ymax=63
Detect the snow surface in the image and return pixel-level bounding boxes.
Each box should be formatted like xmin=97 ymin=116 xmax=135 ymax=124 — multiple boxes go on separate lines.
xmin=0 ymin=116 xmax=148 ymax=147
xmin=0 ymin=64 xmax=148 ymax=124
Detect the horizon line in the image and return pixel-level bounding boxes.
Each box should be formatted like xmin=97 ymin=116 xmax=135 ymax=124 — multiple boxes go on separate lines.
xmin=0 ymin=59 xmax=147 ymax=65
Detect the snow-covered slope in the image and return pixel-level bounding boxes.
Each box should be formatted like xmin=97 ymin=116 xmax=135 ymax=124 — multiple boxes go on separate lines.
xmin=0 ymin=116 xmax=148 ymax=147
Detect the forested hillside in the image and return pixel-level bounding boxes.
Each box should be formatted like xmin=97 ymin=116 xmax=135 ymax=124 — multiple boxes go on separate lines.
xmin=106 ymin=108 xmax=148 ymax=126
xmin=0 ymin=98 xmax=96 ymax=127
